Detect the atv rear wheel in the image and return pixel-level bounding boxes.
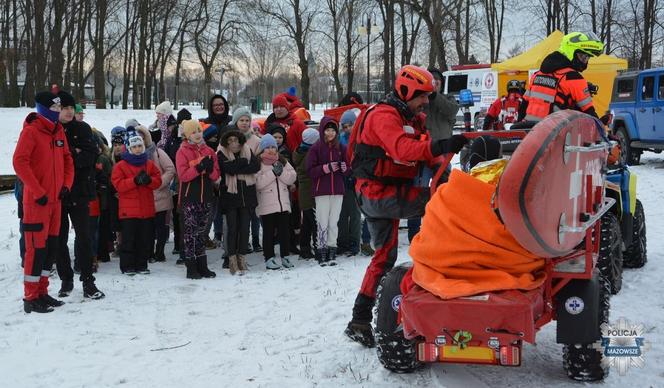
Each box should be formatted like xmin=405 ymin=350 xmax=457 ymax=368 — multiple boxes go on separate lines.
xmin=623 ymin=199 xmax=647 ymax=268
xmin=597 ymin=212 xmax=623 ymax=294
xmin=562 ymin=273 xmax=610 ymax=381
xmin=375 ymin=263 xmax=422 ymax=373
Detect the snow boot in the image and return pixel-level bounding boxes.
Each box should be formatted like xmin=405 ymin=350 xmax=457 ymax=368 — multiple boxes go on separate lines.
xmin=316 ymin=247 xmax=328 ymax=267
xmin=344 ymin=321 xmax=376 ymax=348
xmin=222 ymin=255 xmax=229 ymax=269
xmin=265 ymin=257 xmax=281 ymax=270
xmin=23 ymin=298 xmax=54 ymax=313
xmin=58 ymin=280 xmax=74 ymax=297
xmin=360 ymin=243 xmax=375 ymax=256
xmin=281 ymin=256 xmax=295 ymax=268
xmin=155 ymin=242 xmax=166 ymax=262
xmin=238 ymin=255 xmax=248 ymax=275
xmin=39 ymin=294 xmax=65 ymax=307
xmin=83 ymin=280 xmax=106 ymax=300
xmin=229 ymin=255 xmax=239 ymax=275
xmin=185 ymin=260 xmax=202 ymax=279
xmin=197 ymin=255 xmax=216 ymax=278
xmin=326 ymin=247 xmax=338 ymax=266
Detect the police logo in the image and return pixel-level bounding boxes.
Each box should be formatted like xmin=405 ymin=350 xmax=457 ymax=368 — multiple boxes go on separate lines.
xmin=593 ymin=317 xmax=651 ymax=376
xmin=564 ymin=296 xmax=584 ymax=315
xmin=55 ymin=140 xmax=65 ymax=147
xmin=391 ymin=295 xmax=402 ymax=312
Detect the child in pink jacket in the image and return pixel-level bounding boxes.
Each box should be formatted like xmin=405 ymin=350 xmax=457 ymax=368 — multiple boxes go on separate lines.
xmin=255 ymin=134 xmax=296 ymax=270
xmin=175 ymin=120 xmax=220 ymax=279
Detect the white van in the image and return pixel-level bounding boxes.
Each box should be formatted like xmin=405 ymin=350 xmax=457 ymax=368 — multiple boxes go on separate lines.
xmin=442 ymin=64 xmax=498 ymax=129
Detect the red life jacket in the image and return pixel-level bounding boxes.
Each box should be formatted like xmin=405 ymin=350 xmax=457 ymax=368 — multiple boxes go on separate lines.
xmin=523 ymin=67 xmax=578 ymax=121
xmin=500 ymin=94 xmax=522 ymax=124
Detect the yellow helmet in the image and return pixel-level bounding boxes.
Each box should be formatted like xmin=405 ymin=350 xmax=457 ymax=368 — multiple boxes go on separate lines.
xmin=559 ymin=32 xmax=605 ymax=61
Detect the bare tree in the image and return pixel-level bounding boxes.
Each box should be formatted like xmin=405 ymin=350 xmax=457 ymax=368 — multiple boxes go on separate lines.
xmin=342 ymin=0 xmax=364 ymax=97
xmin=408 ymin=0 xmax=458 ymax=71
xmin=397 ymin=0 xmax=422 ymax=66
xmin=322 ymin=0 xmax=345 ymax=101
xmin=243 ymin=22 xmax=289 ymax=110
xmin=483 ymin=0 xmax=506 ymax=62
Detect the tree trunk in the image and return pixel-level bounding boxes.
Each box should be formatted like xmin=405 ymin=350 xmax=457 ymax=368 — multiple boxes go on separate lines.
xmin=344 ymin=0 xmax=356 ymax=96
xmin=134 ymin=0 xmax=148 ymax=109
xmin=49 ymin=0 xmax=65 ymax=87
xmin=94 ymin=0 xmax=108 ymax=108
xmin=174 ymin=25 xmax=186 ymax=110
xmin=121 ymin=0 xmax=132 ymax=109
xmin=23 ymin=0 xmax=35 ymax=106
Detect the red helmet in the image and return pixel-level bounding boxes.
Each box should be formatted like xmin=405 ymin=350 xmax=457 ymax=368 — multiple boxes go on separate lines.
xmin=395 ymin=65 xmax=434 ymax=101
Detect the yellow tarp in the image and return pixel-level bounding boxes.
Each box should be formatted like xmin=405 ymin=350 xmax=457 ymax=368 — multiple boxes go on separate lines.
xmin=491 ymin=30 xmax=628 ymax=114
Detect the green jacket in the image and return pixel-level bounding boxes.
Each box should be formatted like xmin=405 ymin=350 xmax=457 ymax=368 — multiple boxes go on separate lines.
xmin=425 ymin=92 xmax=459 ymax=141
xmin=292 ymin=148 xmax=315 ymax=210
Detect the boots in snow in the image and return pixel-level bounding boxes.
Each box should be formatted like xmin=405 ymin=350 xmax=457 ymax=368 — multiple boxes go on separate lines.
xmin=316 ymin=247 xmax=328 ymax=267
xmin=58 ymin=280 xmax=74 ymax=297
xmin=222 ymin=255 xmax=229 ymax=269
xmin=237 ymin=255 xmax=248 ymax=275
xmin=265 ymin=257 xmax=281 ymax=270
xmin=229 ymin=255 xmax=239 ymax=275
xmin=24 ymin=298 xmax=54 ymax=313
xmin=281 ymin=256 xmax=294 ymax=268
xmin=197 ymin=255 xmax=216 ymax=278
xmin=360 ymin=243 xmax=375 ymax=256
xmin=185 ymin=260 xmax=202 ymax=279
xmin=326 ymin=247 xmax=338 ymax=266
xmin=40 ymin=294 xmax=65 ymax=307
xmin=344 ymin=321 xmax=376 ymax=348
xmin=155 ymin=242 xmax=166 ymax=262
xmin=83 ymin=280 xmax=105 ymax=300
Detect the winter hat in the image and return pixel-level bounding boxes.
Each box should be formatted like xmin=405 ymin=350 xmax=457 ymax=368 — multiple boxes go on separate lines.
xmin=128 ymin=135 xmax=144 ymax=149
xmin=267 ymin=123 xmax=287 ymax=141
xmin=125 ymin=118 xmax=140 ymax=128
xmin=259 ymin=133 xmax=278 ymax=151
xmin=181 ymin=119 xmax=201 ymax=138
xmin=203 ymin=124 xmax=219 ymax=140
xmin=155 ymin=101 xmax=173 ymax=115
xmin=220 ymin=130 xmax=246 ymax=147
xmin=35 ymin=91 xmax=61 ymax=123
xmin=166 ymin=114 xmax=177 ymax=127
xmin=272 ymin=94 xmax=289 ymax=109
xmin=427 ymin=67 xmax=444 ymax=81
xmin=302 ymin=128 xmax=319 ymax=145
xmin=231 ymin=106 xmax=252 ymax=125
xmin=340 ymin=110 xmax=357 ymax=127
xmin=467 ymin=136 xmax=502 ymax=170
xmin=287 ymin=86 xmax=297 ymax=97
xmin=57 ymin=91 xmax=76 ymax=108
xmin=176 ymin=108 xmax=192 ymax=124
xmin=75 ymin=104 xmax=84 ymax=114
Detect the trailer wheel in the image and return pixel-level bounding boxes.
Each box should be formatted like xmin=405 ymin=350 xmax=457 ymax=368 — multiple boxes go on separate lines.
xmin=623 ymin=199 xmax=647 ymax=268
xmin=375 ymin=264 xmax=422 ymax=373
xmin=597 ymin=212 xmax=623 ymax=294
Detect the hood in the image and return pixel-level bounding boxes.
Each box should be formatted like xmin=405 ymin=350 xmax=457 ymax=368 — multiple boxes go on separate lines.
xmin=207 ymin=94 xmax=230 ymax=125
xmin=266 ymin=123 xmax=287 ymax=142
xmin=318 ymin=116 xmax=339 ymax=143
xmin=220 ymin=129 xmax=246 ymax=147
xmin=540 ymin=51 xmax=574 ymax=73
xmin=135 ymin=125 xmax=153 ymax=147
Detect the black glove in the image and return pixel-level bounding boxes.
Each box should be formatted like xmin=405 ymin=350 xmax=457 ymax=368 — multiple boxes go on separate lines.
xmin=431 ymin=134 xmax=469 ymax=156
xmin=35 ymin=195 xmax=48 ymax=206
xmin=599 ymin=114 xmax=611 ymax=126
xmin=272 ymin=161 xmax=284 ymax=176
xmin=134 ymin=171 xmax=151 ymax=186
xmin=58 ymin=186 xmax=70 ymax=201
xmin=197 ymin=156 xmax=213 ymax=173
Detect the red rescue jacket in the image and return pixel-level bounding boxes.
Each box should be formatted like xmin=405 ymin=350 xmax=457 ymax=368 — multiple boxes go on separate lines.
xmin=13 ymin=113 xmax=74 ymax=206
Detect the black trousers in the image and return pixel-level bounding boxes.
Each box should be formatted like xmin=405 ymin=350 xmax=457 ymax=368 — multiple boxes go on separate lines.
xmin=56 ymin=201 xmax=94 ymax=283
xmin=300 ymin=208 xmax=317 ymax=252
xmin=226 ymin=207 xmax=250 ymax=256
xmin=153 ymin=210 xmax=169 ymax=254
xmin=261 ymin=211 xmax=290 ymax=260
xmin=97 ymin=205 xmax=112 ymax=261
xmin=173 ymin=194 xmax=181 ymax=252
xmin=120 ymin=218 xmax=154 ymax=272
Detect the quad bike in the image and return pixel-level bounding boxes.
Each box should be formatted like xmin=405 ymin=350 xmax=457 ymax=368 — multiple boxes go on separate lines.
xmin=375 ymin=111 xmax=618 ymax=381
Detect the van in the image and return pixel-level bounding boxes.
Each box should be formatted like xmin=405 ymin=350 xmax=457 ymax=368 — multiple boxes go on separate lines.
xmin=442 ymin=64 xmax=498 ymax=129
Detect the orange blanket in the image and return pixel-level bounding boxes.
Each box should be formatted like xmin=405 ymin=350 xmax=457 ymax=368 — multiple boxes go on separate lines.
xmin=410 ymin=169 xmax=546 ymax=300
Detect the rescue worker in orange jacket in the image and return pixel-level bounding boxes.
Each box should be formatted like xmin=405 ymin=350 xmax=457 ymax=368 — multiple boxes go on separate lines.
xmin=483 ymin=80 xmax=524 ymax=130
xmin=344 ymin=65 xmax=468 ymax=347
xmin=518 ymin=32 xmax=605 ymax=123
xmin=13 ymin=91 xmax=75 ymax=313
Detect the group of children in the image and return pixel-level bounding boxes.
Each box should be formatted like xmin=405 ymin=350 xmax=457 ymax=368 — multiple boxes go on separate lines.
xmin=96 ymin=96 xmax=375 ymax=279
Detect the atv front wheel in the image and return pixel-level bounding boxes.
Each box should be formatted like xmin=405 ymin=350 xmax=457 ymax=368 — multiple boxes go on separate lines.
xmin=375 ymin=263 xmax=422 ymax=373
xmin=597 ymin=212 xmax=623 ymax=294
xmin=623 ymin=199 xmax=647 ymax=268
xmin=562 ymin=273 xmax=610 ymax=381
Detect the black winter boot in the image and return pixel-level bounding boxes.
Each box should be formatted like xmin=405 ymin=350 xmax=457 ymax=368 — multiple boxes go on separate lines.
xmin=326 ymin=247 xmax=338 ymax=266
xmin=222 ymin=255 xmax=229 ymax=269
xmin=155 ymin=242 xmax=166 ymax=262
xmin=24 ymin=298 xmax=54 ymax=313
xmin=58 ymin=280 xmax=74 ymax=297
xmin=197 ymin=255 xmax=216 ymax=278
xmin=40 ymin=294 xmax=65 ymax=307
xmin=316 ymin=247 xmax=328 ymax=267
xmin=83 ymin=280 xmax=105 ymax=300
xmin=185 ymin=260 xmax=202 ymax=279
xmin=344 ymin=294 xmax=376 ymax=347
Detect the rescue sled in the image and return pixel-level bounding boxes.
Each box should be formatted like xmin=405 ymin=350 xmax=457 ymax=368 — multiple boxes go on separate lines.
xmin=375 ymin=110 xmax=615 ymax=381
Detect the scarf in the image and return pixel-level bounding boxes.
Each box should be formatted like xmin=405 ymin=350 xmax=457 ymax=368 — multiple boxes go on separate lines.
xmin=156 ymin=115 xmax=171 ymax=149
xmin=260 ymin=152 xmax=279 ymax=166
xmin=219 ymin=145 xmax=256 ymax=194
xmin=385 ymin=91 xmax=415 ymax=121
xmin=121 ymin=150 xmax=148 ymax=167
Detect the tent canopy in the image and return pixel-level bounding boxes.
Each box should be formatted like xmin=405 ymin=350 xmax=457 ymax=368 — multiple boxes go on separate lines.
xmin=491 ymin=30 xmax=628 ymax=114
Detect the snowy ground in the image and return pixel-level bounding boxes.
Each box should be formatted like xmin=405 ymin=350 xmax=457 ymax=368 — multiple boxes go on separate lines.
xmin=0 ymin=107 xmax=662 ymax=387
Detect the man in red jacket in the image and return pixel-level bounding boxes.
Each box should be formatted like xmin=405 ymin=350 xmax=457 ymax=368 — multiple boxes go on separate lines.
xmin=13 ymin=91 xmax=74 ymax=313
xmin=345 ymin=65 xmax=467 ymax=346
xmin=265 ymin=94 xmax=307 ymax=152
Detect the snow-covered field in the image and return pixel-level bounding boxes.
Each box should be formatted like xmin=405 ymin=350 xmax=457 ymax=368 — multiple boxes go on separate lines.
xmin=0 ymin=107 xmax=662 ymax=387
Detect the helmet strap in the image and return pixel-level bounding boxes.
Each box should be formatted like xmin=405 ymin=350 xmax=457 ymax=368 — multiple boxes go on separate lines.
xmin=571 ymin=52 xmax=588 ymax=72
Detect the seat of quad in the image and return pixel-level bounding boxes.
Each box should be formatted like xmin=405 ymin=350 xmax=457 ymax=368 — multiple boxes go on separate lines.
xmin=401 ymin=284 xmax=545 ymax=344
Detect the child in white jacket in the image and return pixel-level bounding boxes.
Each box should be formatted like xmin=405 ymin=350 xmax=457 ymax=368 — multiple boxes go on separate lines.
xmin=255 ymin=134 xmax=297 ymax=270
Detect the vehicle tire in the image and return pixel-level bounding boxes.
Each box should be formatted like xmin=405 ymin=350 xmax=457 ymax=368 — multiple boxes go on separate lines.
xmin=375 ymin=263 xmax=421 ymax=373
xmin=597 ymin=212 xmax=623 ymax=294
xmin=623 ymin=199 xmax=647 ymax=268
xmin=615 ymin=127 xmax=640 ymax=165
xmin=562 ymin=272 xmax=610 ymax=381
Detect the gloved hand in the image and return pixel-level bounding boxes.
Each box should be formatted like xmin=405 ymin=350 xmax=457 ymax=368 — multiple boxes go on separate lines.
xmin=134 ymin=171 xmax=151 ymax=186
xmin=340 ymin=161 xmax=348 ymax=172
xmin=430 ymin=134 xmax=469 ymax=156
xmin=322 ymin=163 xmax=331 ymax=174
xmin=600 ymin=114 xmax=611 ymax=126
xmin=205 ymin=158 xmax=214 ymax=174
xmin=196 ymin=156 xmax=213 ymax=173
xmin=272 ymin=161 xmax=284 ymax=176
xmin=35 ymin=195 xmax=48 ymax=206
xmin=58 ymin=186 xmax=70 ymax=201
xmin=330 ymin=162 xmax=340 ymax=172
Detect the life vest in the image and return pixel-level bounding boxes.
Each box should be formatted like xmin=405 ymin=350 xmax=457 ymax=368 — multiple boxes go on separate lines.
xmin=523 ymin=67 xmax=578 ymax=122
xmin=350 ymin=104 xmax=425 ymax=185
xmin=499 ymin=94 xmax=522 ymax=124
